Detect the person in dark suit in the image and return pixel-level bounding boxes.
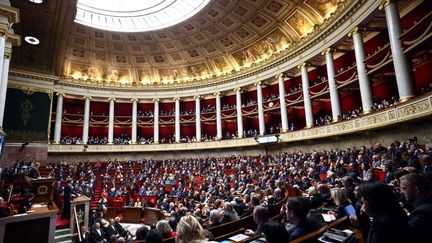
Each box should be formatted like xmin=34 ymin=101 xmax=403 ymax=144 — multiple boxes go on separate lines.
xmin=240 ymin=195 xmax=260 ymax=218
xmin=206 ymin=209 xmax=221 ymax=228
xmin=360 ymin=182 xmax=411 ymax=243
xmin=90 ymin=222 xmax=106 ymax=243
xmin=105 ymin=218 xmax=120 ymax=240
xmin=262 ymin=222 xmax=290 ymax=243
xmin=245 ymin=206 xmax=269 ymax=236
xmin=220 ymin=202 xmax=239 ymax=223
xmin=383 ymin=164 xmax=395 ymax=184
xmin=400 ymin=173 xmax=432 ymax=243
xmin=28 ymin=162 xmax=40 ymax=179
xmin=79 ymin=225 xmax=91 ymax=243
xmin=233 ymin=197 xmax=247 ymax=216
xmin=61 ymin=179 xmax=79 ymax=218
xmin=284 ymin=197 xmax=319 ymax=241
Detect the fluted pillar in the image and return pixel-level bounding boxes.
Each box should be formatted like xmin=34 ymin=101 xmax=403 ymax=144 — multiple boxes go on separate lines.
xmin=215 ymin=92 xmax=222 ymax=140
xmin=0 ymin=53 xmax=10 ymax=129
xmin=131 ymin=98 xmax=138 ymax=144
xmin=277 ymin=74 xmax=289 ymax=132
xmin=381 ymin=0 xmax=415 ymax=101
xmin=255 ymin=82 xmax=265 ymax=135
xmin=323 ymin=48 xmax=342 ymax=121
xmin=235 ymin=88 xmax=243 ymax=138
xmin=82 ymin=96 xmax=91 ymax=144
xmin=153 ymin=98 xmax=159 ymax=143
xmin=350 ymin=27 xmax=373 ymax=113
xmin=53 ymin=93 xmax=64 ymax=144
xmin=300 ymin=63 xmax=314 ymax=128
xmin=107 ymin=97 xmax=115 ymax=144
xmin=174 ymin=97 xmax=181 ymax=143
xmin=0 ymin=4 xmax=20 ymax=132
xmin=195 ymin=96 xmax=201 ymax=141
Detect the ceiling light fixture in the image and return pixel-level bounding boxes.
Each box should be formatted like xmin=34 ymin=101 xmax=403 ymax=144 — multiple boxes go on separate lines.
xmin=24 ymin=36 xmax=40 ymax=45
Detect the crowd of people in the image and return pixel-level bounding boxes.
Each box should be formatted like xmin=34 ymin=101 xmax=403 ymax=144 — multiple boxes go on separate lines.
xmin=2 ymin=135 xmax=432 ymax=243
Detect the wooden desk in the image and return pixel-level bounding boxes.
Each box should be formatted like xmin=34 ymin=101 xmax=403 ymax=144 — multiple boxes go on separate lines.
xmin=0 ymin=209 xmax=56 ymax=243
xmin=143 ymin=207 xmax=164 ymax=226
xmin=122 ymin=207 xmax=142 ymax=223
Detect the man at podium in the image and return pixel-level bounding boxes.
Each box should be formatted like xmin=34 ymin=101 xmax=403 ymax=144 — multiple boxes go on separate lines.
xmin=61 ymin=179 xmax=79 ymax=218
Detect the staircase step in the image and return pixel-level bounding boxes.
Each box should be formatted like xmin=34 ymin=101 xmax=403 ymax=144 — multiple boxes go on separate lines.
xmin=55 ymin=228 xmax=71 ymax=236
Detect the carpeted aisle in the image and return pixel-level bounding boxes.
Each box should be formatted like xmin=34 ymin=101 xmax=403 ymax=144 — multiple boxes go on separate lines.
xmin=56 ymin=214 xmax=70 ymax=229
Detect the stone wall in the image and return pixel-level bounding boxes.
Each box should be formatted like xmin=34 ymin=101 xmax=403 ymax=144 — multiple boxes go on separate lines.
xmin=0 ymin=143 xmax=48 ymax=167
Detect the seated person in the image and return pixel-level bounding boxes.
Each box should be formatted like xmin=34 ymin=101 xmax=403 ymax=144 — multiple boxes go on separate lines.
xmin=400 ymin=173 xmax=432 ymax=243
xmin=206 ymin=209 xmax=221 ymax=228
xmin=262 ymin=222 xmax=290 ymax=243
xmin=285 ymin=197 xmax=321 ymax=241
xmin=245 ymin=206 xmax=269 ymax=236
xmin=156 ymin=219 xmax=176 ymax=239
xmin=220 ymin=202 xmax=239 ymax=223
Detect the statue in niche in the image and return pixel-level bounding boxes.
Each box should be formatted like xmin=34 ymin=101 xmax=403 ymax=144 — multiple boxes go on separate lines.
xmin=109 ymin=69 xmax=119 ymax=82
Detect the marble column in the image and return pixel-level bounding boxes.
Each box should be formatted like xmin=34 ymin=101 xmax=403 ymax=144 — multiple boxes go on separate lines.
xmin=382 ymin=0 xmax=415 ymax=101
xmin=195 ymin=96 xmax=201 ymax=141
xmin=131 ymin=98 xmax=138 ymax=144
xmin=235 ymin=88 xmax=243 ymax=138
xmin=0 ymin=2 xmax=20 ymax=132
xmin=215 ymin=92 xmax=222 ymax=140
xmin=153 ymin=98 xmax=159 ymax=143
xmin=0 ymin=53 xmax=10 ymax=129
xmin=82 ymin=96 xmax=91 ymax=144
xmin=107 ymin=97 xmax=115 ymax=144
xmin=255 ymin=82 xmax=265 ymax=135
xmin=53 ymin=93 xmax=64 ymax=144
xmin=350 ymin=27 xmax=374 ymax=113
xmin=300 ymin=63 xmax=314 ymax=128
xmin=277 ymin=74 xmax=289 ymax=132
xmin=323 ymin=48 xmax=342 ymax=121
xmin=174 ymin=97 xmax=181 ymax=143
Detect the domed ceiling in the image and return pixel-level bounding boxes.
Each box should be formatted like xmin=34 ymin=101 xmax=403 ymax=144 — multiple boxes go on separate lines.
xmin=10 ymin=0 xmax=350 ymax=89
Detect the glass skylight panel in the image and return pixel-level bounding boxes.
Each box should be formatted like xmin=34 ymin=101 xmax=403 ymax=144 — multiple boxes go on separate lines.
xmin=75 ymin=0 xmax=211 ymax=32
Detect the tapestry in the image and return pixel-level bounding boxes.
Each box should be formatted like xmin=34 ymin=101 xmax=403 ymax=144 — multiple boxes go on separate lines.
xmin=3 ymin=88 xmax=51 ymax=142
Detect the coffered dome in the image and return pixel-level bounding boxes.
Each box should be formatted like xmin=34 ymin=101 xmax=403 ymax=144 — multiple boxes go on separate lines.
xmin=11 ymin=0 xmax=349 ymax=90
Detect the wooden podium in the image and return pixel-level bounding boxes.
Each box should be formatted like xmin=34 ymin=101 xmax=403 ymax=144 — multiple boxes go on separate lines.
xmin=25 ymin=177 xmax=56 ymax=204
xmin=143 ymin=207 xmax=164 ymax=225
xmin=70 ymin=196 xmax=90 ymax=236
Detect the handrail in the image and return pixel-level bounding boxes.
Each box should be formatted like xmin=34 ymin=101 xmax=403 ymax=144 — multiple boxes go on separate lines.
xmin=400 ymin=11 xmax=432 ymax=38
xmin=7 ymin=185 xmax=13 ymax=202
xmin=73 ymin=206 xmax=82 ymax=243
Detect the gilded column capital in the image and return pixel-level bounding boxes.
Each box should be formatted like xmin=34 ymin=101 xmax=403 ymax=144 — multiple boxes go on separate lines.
xmin=321 ymin=48 xmax=336 ymax=56
xmin=5 ymin=32 xmax=21 ymax=46
xmin=131 ymin=98 xmax=139 ymax=102
xmin=108 ymin=97 xmax=116 ymax=102
xmin=83 ymin=95 xmax=92 ymax=100
xmin=275 ymin=73 xmax=284 ymax=79
xmin=152 ymin=98 xmax=160 ymax=102
xmin=0 ymin=4 xmax=20 ymax=24
xmin=0 ymin=127 xmax=5 ymax=136
xmin=348 ymin=27 xmax=360 ymax=37
xmin=233 ymin=87 xmax=242 ymax=92
xmin=193 ymin=95 xmax=201 ymax=100
xmin=56 ymin=92 xmax=65 ymax=97
xmin=379 ymin=0 xmax=392 ymax=10
xmin=297 ymin=62 xmax=310 ymax=69
xmin=213 ymin=91 xmax=221 ymax=96
xmin=254 ymin=81 xmax=262 ymax=87
xmin=4 ymin=52 xmax=11 ymax=59
xmin=173 ymin=97 xmax=181 ymax=102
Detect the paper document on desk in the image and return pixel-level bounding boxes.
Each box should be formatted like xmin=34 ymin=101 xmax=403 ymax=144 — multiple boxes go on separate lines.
xmin=228 ymin=233 xmax=249 ymax=242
